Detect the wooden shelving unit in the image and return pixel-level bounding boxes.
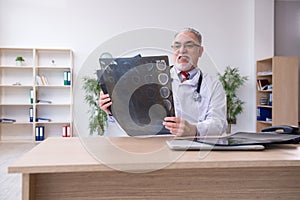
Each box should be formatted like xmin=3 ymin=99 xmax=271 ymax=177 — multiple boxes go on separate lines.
xmin=0 ymin=48 xmax=73 ymax=142
xmin=256 ymin=56 xmax=298 ymax=132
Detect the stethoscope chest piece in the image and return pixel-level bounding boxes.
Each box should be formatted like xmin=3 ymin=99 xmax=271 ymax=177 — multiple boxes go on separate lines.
xmin=193 ymin=90 xmax=201 ymax=102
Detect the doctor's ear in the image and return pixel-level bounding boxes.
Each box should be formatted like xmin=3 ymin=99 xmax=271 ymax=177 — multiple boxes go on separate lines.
xmin=198 ymin=46 xmax=204 ymax=57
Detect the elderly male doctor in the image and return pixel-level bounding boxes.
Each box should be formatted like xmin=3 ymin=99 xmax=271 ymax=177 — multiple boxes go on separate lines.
xmin=99 ymin=28 xmax=227 ymax=138
xmin=162 ymin=28 xmax=227 ymax=138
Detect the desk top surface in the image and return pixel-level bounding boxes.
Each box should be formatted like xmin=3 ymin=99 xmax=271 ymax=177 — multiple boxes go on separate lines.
xmin=8 ymin=137 xmax=300 ymax=174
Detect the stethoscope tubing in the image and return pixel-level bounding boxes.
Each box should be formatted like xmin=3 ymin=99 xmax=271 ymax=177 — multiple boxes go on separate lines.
xmin=193 ymin=70 xmax=203 ymax=102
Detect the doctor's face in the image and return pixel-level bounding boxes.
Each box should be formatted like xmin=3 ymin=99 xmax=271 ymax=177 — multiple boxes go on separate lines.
xmin=172 ymin=31 xmax=203 ymax=72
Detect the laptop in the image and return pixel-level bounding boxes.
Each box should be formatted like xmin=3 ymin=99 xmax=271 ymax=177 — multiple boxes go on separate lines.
xmin=166 ymin=139 xmax=265 ymax=151
xmin=166 ymin=131 xmax=300 ymax=151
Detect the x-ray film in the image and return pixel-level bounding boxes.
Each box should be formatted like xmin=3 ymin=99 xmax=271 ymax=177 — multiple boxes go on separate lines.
xmin=97 ymin=55 xmax=175 ymax=136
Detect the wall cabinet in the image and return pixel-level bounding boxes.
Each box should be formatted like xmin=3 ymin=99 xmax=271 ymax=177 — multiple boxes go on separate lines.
xmin=0 ymin=48 xmax=73 ymax=142
xmin=256 ymin=56 xmax=298 ymax=132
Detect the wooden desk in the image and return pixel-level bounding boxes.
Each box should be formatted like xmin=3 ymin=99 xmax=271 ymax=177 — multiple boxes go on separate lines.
xmin=8 ymin=137 xmax=300 ymax=200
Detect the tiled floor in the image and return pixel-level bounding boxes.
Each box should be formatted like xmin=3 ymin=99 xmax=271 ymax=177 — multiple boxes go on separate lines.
xmin=0 ymin=142 xmax=36 ymax=200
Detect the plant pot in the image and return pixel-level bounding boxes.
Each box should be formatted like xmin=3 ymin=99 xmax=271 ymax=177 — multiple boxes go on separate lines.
xmin=226 ymin=123 xmax=232 ymax=134
xmin=16 ymin=61 xmax=23 ymax=66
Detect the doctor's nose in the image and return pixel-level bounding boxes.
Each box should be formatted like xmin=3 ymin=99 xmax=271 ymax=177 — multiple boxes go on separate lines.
xmin=179 ymin=45 xmax=188 ymax=53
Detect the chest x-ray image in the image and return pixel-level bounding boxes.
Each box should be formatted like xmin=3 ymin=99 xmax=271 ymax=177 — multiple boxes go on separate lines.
xmin=97 ymin=55 xmax=175 ymax=136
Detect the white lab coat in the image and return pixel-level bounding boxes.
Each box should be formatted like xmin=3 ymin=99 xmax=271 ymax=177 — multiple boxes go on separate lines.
xmin=170 ymin=67 xmax=228 ymax=136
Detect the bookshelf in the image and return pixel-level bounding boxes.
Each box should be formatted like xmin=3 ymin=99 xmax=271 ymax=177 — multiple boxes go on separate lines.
xmin=0 ymin=48 xmax=73 ymax=142
xmin=256 ymin=56 xmax=298 ymax=132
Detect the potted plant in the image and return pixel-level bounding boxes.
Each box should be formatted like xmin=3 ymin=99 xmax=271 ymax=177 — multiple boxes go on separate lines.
xmin=15 ymin=56 xmax=25 ymax=66
xmin=82 ymin=75 xmax=108 ymax=135
xmin=217 ymin=66 xmax=248 ymax=133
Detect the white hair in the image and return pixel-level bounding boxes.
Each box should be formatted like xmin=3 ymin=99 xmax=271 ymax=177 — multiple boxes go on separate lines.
xmin=175 ymin=28 xmax=202 ymax=45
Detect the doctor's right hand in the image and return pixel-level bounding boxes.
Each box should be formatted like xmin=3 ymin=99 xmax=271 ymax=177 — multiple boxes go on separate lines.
xmin=163 ymin=116 xmax=197 ymax=137
xmin=98 ymin=91 xmax=112 ymax=115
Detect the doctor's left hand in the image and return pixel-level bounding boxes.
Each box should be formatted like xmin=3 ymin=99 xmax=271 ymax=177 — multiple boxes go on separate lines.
xmin=163 ymin=117 xmax=197 ymax=137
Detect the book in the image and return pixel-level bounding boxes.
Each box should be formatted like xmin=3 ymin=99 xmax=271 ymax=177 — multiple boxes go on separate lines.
xmin=256 ymin=80 xmax=261 ymax=90
xmin=36 ymin=75 xmax=43 ymax=85
xmin=257 ymin=70 xmax=272 ymax=76
xmin=257 ymin=79 xmax=270 ymax=90
xmin=36 ymin=75 xmax=49 ymax=85
xmin=269 ymin=93 xmax=272 ymax=106
xmin=0 ymin=118 xmax=16 ymax=123
xmin=36 ymin=99 xmax=52 ymax=104
xmin=40 ymin=75 xmax=48 ymax=85
xmin=36 ymin=117 xmax=51 ymax=122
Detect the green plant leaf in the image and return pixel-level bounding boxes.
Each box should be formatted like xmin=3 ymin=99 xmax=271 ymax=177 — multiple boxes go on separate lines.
xmin=217 ymin=66 xmax=248 ymax=124
xmin=82 ymin=75 xmax=108 ymax=135
xmin=15 ymin=56 xmax=25 ymax=62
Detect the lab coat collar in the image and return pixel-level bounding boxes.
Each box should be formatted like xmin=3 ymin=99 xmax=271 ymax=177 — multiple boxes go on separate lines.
xmin=171 ymin=66 xmax=200 ymax=86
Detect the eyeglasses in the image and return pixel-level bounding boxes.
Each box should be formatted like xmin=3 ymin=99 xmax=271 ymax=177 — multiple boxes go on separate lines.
xmin=171 ymin=42 xmax=201 ymax=50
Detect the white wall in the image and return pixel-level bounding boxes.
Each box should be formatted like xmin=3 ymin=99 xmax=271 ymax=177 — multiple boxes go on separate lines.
xmin=0 ymin=0 xmax=274 ymax=134
xmin=275 ymin=0 xmax=300 ymax=121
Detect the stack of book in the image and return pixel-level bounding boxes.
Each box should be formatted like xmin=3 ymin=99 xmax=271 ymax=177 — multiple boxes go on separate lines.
xmin=36 ymin=75 xmax=49 ymax=85
xmin=257 ymin=79 xmax=271 ymax=91
xmin=257 ymin=70 xmax=272 ymax=76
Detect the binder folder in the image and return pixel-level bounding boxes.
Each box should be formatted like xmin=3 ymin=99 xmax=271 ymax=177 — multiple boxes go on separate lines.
xmin=29 ymin=108 xmax=33 ymax=122
xmin=35 ymin=126 xmax=39 ymax=141
xmin=62 ymin=126 xmax=66 ymax=137
xmin=64 ymin=71 xmax=69 ymax=85
xmin=35 ymin=126 xmax=45 ymax=141
xmin=39 ymin=126 xmax=44 ymax=141
xmin=66 ymin=125 xmax=71 ymax=137
xmin=62 ymin=125 xmax=71 ymax=137
xmin=67 ymin=71 xmax=71 ymax=85
xmin=30 ymin=89 xmax=34 ymax=104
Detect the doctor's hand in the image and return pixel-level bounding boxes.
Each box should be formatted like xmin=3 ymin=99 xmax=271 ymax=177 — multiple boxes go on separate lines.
xmin=163 ymin=117 xmax=197 ymax=137
xmin=98 ymin=91 xmax=112 ymax=115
